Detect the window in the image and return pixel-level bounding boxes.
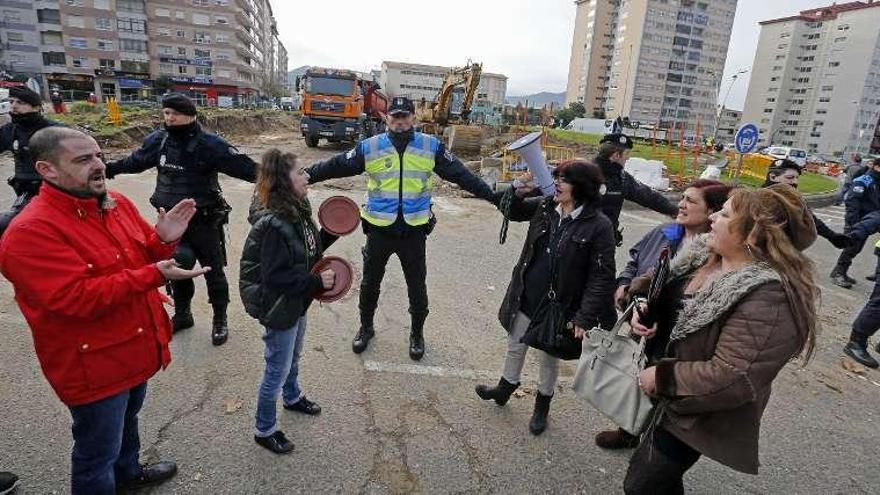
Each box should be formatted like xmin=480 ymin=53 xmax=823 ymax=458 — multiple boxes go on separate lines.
xmin=763 ymin=108 xmax=773 ymax=113
xmin=68 ymin=37 xmax=88 ymax=48
xmin=158 ymin=45 xmax=172 ymax=54
xmin=177 ymin=47 xmax=186 ymax=55
xmin=834 ymin=36 xmax=847 ymax=42
xmin=120 ymin=60 xmax=150 ymax=73
xmin=822 ymin=85 xmax=834 ymax=91
xmin=178 ymin=66 xmax=188 ymax=74
xmin=72 ymin=56 xmax=88 ymax=68
xmin=94 ymin=0 xmax=110 ymax=9
xmin=215 ymin=50 xmax=231 ymax=61
xmin=215 ymin=34 xmax=229 ymax=43
xmin=175 ymin=11 xmax=185 ymax=19
xmin=117 ymin=18 xmax=146 ymax=33
xmin=819 ymin=96 xmax=831 ymax=103
xmin=157 ymin=27 xmax=170 ymax=36
xmin=155 ymin=8 xmax=170 ymax=16
xmin=193 ymin=0 xmax=209 ymax=5
xmin=97 ymin=40 xmax=113 ymax=51
xmin=215 ymin=16 xmax=228 ymax=25
xmin=771 ymin=77 xmax=779 ymax=82
xmin=778 ymin=43 xmax=788 ymax=49
xmin=214 ymin=0 xmax=229 ymax=5
xmin=99 ymin=58 xmax=115 ymax=69
xmin=95 ymin=18 xmax=112 ymax=30
xmin=217 ymin=69 xmax=231 ymax=78
xmin=195 ymin=67 xmax=211 ymax=76
xmin=192 ymin=13 xmax=209 ymax=25
xmin=176 ymin=30 xmax=186 ymax=38
xmin=41 ymin=31 xmax=63 ymax=45
xmin=773 ymin=65 xmax=783 ymax=71
xmin=64 ymin=0 xmax=84 ymax=5
xmin=194 ymin=48 xmax=210 ymax=58
xmin=6 ymin=32 xmax=24 ymax=43
xmin=117 ymin=0 xmax=145 ymax=13
xmin=159 ymin=63 xmax=173 ymax=73
xmin=766 ymin=97 xmax=776 ymax=103
xmin=829 ymin=61 xmax=840 ymax=67
xmin=119 ymin=39 xmax=147 ymax=52
xmin=42 ymin=52 xmax=66 ymax=66
xmin=193 ymin=32 xmax=210 ymax=44
xmin=38 ymin=9 xmax=61 ymax=24
xmin=66 ymin=15 xmax=85 ymax=28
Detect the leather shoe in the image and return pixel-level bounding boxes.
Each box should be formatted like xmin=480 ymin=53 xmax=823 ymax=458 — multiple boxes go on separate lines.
xmin=0 ymin=471 xmax=20 ymax=495
xmin=212 ymin=321 xmax=228 ymax=346
xmin=595 ymin=427 xmax=640 ymax=449
xmin=844 ymin=341 xmax=879 ymax=368
xmin=352 ymin=326 xmax=374 ymax=354
xmin=284 ymin=396 xmax=321 ymax=415
xmin=830 ymin=273 xmax=854 ymax=289
xmin=117 ymin=461 xmax=177 ymax=491
xmin=409 ymin=332 xmax=425 ymax=361
xmin=255 ymin=430 xmax=294 ymax=454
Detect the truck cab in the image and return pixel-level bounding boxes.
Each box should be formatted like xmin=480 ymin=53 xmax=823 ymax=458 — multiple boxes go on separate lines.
xmin=298 ymin=68 xmax=387 ymax=148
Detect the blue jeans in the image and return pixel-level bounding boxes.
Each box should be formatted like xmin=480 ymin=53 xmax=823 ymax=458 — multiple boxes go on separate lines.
xmin=68 ymin=382 xmax=147 ymax=495
xmin=255 ymin=317 xmax=307 ymax=437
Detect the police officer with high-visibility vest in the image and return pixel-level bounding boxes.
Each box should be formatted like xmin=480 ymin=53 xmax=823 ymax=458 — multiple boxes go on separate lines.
xmin=306 ymin=96 xmax=495 ymax=360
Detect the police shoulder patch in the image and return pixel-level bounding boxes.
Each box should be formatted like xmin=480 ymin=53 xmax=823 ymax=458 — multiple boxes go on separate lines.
xmin=853 ymin=185 xmax=866 ymax=194
xmin=443 ymin=149 xmax=455 ymax=162
xmin=346 ymin=148 xmax=356 ymax=160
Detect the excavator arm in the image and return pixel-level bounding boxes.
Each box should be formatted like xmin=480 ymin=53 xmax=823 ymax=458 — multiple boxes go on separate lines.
xmin=419 ymin=61 xmax=483 ymax=126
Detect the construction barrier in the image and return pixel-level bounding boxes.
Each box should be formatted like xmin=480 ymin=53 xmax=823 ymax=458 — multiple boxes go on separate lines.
xmin=500 ymin=137 xmax=575 ymax=182
xmin=724 ymin=152 xmax=773 ymax=181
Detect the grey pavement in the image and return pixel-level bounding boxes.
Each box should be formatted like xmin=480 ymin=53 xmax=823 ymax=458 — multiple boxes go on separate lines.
xmin=0 ymin=139 xmax=879 ymax=494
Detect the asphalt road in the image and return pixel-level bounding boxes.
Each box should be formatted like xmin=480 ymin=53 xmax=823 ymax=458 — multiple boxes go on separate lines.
xmin=0 ymin=133 xmax=878 ymax=494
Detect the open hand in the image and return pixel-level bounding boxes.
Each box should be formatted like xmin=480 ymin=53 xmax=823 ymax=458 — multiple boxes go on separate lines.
xmin=573 ymin=325 xmax=587 ymax=339
xmin=156 ymin=259 xmax=211 ymax=280
xmin=320 ymin=269 xmax=336 ymax=290
xmin=156 ymin=199 xmax=197 ymax=243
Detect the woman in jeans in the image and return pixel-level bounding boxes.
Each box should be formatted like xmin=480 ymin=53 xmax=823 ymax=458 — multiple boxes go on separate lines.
xmin=239 ymin=149 xmax=336 ymax=454
xmin=624 ymin=184 xmax=819 ymax=494
xmin=475 ymin=159 xmax=617 ymax=435
xmin=596 ymin=179 xmax=731 ymax=449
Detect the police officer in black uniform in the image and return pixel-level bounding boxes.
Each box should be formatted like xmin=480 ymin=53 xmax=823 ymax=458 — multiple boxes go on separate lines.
xmin=0 ymin=87 xmax=60 ymax=236
xmin=831 ymin=158 xmax=880 ymax=289
xmin=594 ymin=133 xmax=677 ymax=244
xmin=106 ymin=93 xmax=257 ymax=346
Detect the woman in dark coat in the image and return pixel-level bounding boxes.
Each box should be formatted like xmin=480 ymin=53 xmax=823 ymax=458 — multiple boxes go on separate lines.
xmin=475 ymin=159 xmax=617 ymax=435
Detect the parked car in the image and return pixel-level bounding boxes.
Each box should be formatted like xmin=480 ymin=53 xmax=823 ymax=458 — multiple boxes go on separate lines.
xmin=764 ymin=146 xmax=807 ymax=167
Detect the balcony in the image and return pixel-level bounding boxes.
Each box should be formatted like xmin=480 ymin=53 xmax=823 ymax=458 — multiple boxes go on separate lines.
xmin=236 ymin=9 xmax=254 ymax=28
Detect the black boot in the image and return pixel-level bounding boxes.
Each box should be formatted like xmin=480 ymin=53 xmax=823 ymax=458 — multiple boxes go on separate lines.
xmin=475 ymin=377 xmax=519 ymax=406
xmin=409 ymin=312 xmax=427 ymax=361
xmin=211 ymin=304 xmax=228 ymax=346
xmin=352 ymin=326 xmax=374 ymax=354
xmin=830 ymin=266 xmax=854 ymax=289
xmin=845 ymin=332 xmax=878 ymax=368
xmin=529 ymin=392 xmax=552 ymax=436
xmin=171 ymin=302 xmax=194 ymax=333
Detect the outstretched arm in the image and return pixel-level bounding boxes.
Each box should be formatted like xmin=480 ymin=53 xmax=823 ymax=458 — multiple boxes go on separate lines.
xmin=105 ymin=131 xmax=163 ymax=178
xmin=433 ymin=143 xmax=494 ymax=202
xmin=305 ymin=144 xmax=366 ymax=183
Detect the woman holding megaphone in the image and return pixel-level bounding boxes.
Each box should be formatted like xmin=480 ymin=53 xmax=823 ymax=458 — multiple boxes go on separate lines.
xmin=239 ymin=149 xmax=356 ymax=455
xmin=475 ymin=159 xmax=618 ymax=435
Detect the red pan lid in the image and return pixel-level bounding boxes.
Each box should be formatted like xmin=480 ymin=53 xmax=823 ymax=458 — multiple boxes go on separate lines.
xmin=318 ymin=196 xmax=361 ymax=236
xmin=311 ymin=256 xmax=354 ymax=303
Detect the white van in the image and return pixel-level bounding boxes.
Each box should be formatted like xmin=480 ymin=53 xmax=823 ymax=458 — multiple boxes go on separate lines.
xmin=765 ymin=146 xmax=807 ymax=167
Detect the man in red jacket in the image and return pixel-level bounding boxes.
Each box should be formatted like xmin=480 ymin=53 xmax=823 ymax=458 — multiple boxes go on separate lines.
xmin=0 ymin=127 xmax=210 ymax=494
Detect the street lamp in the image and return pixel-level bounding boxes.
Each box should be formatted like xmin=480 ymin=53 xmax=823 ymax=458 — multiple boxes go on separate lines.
xmin=713 ymin=68 xmax=749 ymax=142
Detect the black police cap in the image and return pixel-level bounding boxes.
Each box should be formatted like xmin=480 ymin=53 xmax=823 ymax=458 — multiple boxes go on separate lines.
xmin=388 ymin=97 xmax=414 ymax=115
xmin=600 ymin=133 xmax=634 ymax=150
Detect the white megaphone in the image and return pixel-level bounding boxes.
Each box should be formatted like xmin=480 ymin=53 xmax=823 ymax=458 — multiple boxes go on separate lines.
xmin=506 ymin=131 xmax=555 ymax=196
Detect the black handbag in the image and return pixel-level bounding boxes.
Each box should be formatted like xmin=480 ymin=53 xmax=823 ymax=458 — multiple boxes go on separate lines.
xmin=519 ymin=217 xmax=581 ymax=360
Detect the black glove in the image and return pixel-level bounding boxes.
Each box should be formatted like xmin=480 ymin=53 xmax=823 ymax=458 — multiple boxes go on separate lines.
xmin=829 ymin=232 xmax=851 ymax=249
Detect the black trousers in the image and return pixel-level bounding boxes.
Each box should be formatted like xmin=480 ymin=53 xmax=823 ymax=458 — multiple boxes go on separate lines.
xmin=834 ymin=231 xmax=867 ymax=274
xmin=170 ymin=220 xmax=229 ymax=307
xmin=624 ymin=427 xmax=701 ymax=495
xmin=853 ymin=253 xmax=880 ymax=341
xmin=359 ymin=228 xmax=429 ymax=325
xmin=0 ymin=180 xmax=40 ymax=237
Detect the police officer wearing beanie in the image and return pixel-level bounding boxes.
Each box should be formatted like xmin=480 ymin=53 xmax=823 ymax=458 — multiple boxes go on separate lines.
xmin=106 ymin=93 xmax=257 ymax=346
xmin=305 ymin=96 xmax=496 ymax=360
xmin=0 ymin=86 xmax=60 ymax=236
xmin=594 ymin=133 xmax=677 ymax=245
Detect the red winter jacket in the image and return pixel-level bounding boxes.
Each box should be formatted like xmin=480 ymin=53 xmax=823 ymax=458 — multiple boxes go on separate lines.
xmin=0 ymin=183 xmax=177 ymax=406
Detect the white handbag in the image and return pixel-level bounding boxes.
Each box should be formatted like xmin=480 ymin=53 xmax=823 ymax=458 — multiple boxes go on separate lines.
xmin=571 ymin=302 xmax=654 ymax=435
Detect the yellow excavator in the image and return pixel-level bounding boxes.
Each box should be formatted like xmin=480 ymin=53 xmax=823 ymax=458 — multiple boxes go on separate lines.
xmin=415 ymin=61 xmax=484 ymax=154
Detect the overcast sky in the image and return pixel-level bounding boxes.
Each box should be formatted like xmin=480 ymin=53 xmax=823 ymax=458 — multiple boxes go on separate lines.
xmin=274 ymin=0 xmax=836 ymax=110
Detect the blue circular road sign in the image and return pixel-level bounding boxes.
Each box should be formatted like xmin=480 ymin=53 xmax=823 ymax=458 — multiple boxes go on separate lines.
xmin=735 ymin=123 xmax=759 ymax=154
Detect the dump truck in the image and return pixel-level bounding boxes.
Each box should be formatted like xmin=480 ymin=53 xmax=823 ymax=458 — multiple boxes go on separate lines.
xmin=297 ymin=67 xmax=388 ymax=148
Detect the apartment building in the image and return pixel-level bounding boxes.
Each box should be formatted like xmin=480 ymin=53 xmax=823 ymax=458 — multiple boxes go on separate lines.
xmin=715 ymin=107 xmax=741 ymax=144
xmin=740 ymin=1 xmax=880 ymax=155
xmin=6 ymin=0 xmax=285 ymax=103
xmin=565 ymin=0 xmax=737 ymax=136
xmin=380 ymin=61 xmax=508 ymax=108
xmin=0 ymin=2 xmax=43 ymax=78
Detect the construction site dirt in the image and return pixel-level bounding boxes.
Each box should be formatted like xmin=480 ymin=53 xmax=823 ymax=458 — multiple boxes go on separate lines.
xmin=0 ymin=124 xmax=878 ymax=494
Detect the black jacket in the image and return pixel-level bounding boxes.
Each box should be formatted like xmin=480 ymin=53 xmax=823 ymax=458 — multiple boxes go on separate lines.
xmin=844 ymin=170 xmax=880 ymax=229
xmin=595 ymin=155 xmax=677 ymax=242
xmin=239 ymin=207 xmax=337 ymax=330
xmin=0 ymin=114 xmax=60 ymax=189
xmin=498 ymin=196 xmax=617 ymax=360
xmin=105 ymin=123 xmax=257 ymax=210
xmin=305 ymin=130 xmax=494 ymax=234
